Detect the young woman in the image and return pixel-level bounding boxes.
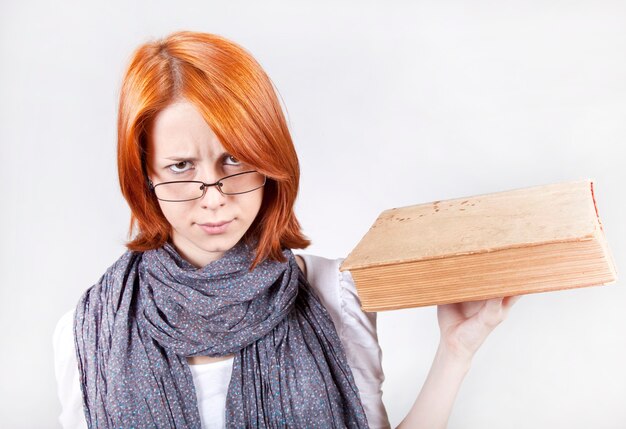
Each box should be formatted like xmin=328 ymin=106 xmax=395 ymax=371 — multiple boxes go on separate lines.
xmin=53 ymin=31 xmax=519 ymax=429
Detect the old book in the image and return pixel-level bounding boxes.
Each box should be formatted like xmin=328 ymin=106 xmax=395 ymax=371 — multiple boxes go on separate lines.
xmin=339 ymin=179 xmax=618 ymax=311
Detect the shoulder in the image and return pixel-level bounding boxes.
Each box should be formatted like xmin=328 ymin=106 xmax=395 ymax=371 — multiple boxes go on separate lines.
xmin=296 ymin=254 xmax=346 ymax=329
xmin=52 ymin=308 xmax=75 ymax=366
xmin=295 ymin=254 xmax=307 ymax=277
xmin=295 ymin=254 xmax=371 ymax=336
xmin=295 ymin=253 xmax=391 ymax=429
xmin=51 ymin=250 xmax=140 ymax=429
xmin=75 ymin=249 xmax=142 ymax=329
xmin=52 ymin=308 xmax=88 ymax=429
xmin=52 ymin=307 xmax=77 ymax=384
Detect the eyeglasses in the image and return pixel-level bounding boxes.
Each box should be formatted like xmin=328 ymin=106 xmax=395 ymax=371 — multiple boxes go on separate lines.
xmin=148 ymin=170 xmax=266 ymax=202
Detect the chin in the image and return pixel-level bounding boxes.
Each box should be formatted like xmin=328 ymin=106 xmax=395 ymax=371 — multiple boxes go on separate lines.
xmin=196 ymin=234 xmax=243 ymax=253
xmin=170 ymin=227 xmax=240 ymax=262
xmin=195 ymin=237 xmax=232 ymax=251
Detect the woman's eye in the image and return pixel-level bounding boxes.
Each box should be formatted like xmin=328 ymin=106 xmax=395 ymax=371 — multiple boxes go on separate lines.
xmin=168 ymin=161 xmax=193 ymax=174
xmin=225 ymin=155 xmax=241 ymax=166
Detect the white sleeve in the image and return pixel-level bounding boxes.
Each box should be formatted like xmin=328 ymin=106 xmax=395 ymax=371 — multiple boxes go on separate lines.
xmin=52 ymin=308 xmax=88 ymax=429
xmin=299 ymin=254 xmax=391 ymax=429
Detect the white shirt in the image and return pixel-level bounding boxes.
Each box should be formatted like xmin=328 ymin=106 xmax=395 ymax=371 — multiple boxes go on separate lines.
xmin=53 ymin=254 xmax=391 ymax=428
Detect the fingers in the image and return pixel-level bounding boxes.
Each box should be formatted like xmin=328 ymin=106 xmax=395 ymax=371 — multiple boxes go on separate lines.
xmin=448 ymin=295 xmax=520 ymax=321
xmin=479 ymin=295 xmax=520 ymax=327
xmin=484 ymin=297 xmax=504 ymax=312
xmin=459 ymin=300 xmax=487 ymax=318
xmin=502 ymin=295 xmax=522 ymax=310
xmin=478 ymin=297 xmax=505 ymax=328
xmin=441 ymin=295 xmax=521 ymax=331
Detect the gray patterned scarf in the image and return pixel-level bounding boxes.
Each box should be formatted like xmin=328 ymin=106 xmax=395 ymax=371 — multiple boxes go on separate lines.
xmin=74 ymin=239 xmax=369 ymax=428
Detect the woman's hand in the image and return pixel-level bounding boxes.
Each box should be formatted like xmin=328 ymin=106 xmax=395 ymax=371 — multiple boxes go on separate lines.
xmin=437 ymin=296 xmax=521 ymax=362
xmin=396 ymin=296 xmax=522 ymax=428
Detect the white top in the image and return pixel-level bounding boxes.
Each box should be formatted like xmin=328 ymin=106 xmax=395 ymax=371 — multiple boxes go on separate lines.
xmin=53 ymin=254 xmax=391 ymax=429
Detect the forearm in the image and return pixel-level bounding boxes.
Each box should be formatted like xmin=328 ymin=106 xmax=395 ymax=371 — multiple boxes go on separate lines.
xmin=395 ymin=342 xmax=471 ymax=429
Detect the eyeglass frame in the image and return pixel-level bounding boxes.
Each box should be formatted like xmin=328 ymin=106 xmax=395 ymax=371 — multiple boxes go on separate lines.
xmin=147 ymin=170 xmax=267 ymax=202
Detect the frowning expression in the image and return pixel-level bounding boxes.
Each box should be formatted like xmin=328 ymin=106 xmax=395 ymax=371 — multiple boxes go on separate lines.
xmin=146 ymin=99 xmax=264 ymax=268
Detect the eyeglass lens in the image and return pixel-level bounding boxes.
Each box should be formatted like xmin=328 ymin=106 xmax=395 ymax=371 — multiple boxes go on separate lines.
xmin=154 ymin=171 xmax=265 ymax=201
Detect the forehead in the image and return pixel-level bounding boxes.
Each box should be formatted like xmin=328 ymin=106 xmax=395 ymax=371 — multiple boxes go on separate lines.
xmin=149 ymin=100 xmax=225 ymax=157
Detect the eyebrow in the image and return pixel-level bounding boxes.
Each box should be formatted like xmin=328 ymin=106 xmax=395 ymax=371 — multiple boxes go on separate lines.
xmin=163 ymin=152 xmax=229 ymax=162
xmin=164 ymin=156 xmax=200 ymax=162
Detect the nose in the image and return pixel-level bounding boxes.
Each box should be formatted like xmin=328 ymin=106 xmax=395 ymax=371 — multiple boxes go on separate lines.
xmin=200 ymin=182 xmax=227 ymax=209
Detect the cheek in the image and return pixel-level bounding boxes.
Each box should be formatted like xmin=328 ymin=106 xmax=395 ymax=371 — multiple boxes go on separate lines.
xmin=158 ymin=203 xmax=189 ymax=226
xmin=236 ymin=191 xmax=262 ymax=221
xmin=246 ymin=192 xmax=264 ymax=220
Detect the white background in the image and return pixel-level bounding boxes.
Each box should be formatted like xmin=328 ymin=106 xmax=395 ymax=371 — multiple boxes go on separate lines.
xmin=1 ymin=1 xmax=625 ymax=428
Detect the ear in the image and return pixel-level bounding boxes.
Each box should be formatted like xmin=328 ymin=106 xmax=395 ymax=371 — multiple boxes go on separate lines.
xmin=143 ymin=162 xmax=156 ymax=189
xmin=144 ymin=170 xmax=155 ymax=189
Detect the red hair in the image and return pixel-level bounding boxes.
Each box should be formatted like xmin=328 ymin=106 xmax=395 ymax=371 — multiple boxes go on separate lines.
xmin=117 ymin=31 xmax=310 ymax=269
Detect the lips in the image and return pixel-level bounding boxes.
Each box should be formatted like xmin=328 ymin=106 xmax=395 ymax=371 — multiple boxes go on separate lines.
xmin=197 ymin=220 xmax=233 ymax=235
xmin=199 ymin=220 xmax=231 ymax=227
